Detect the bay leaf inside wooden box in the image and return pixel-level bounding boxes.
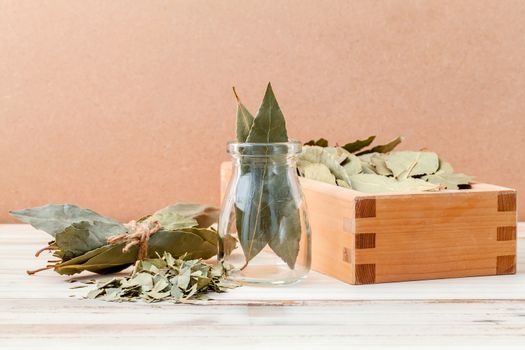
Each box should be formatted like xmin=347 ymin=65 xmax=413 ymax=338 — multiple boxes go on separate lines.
xmin=220 ymin=162 xmax=517 ymax=284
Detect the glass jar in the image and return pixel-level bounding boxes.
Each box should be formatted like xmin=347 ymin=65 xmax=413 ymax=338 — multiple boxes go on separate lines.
xmin=218 ymin=141 xmax=311 ymax=285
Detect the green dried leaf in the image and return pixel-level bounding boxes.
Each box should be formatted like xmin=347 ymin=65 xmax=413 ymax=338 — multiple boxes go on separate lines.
xmin=356 ymin=136 xmax=402 ymax=155
xmin=304 ymin=138 xmax=329 ymax=147
xmin=9 ymin=204 xmax=124 ymax=238
xmin=342 ymin=136 xmax=375 ymax=153
xmin=370 ymin=154 xmax=392 ymax=176
xmin=246 ymin=83 xmax=288 ymax=143
xmin=324 ymin=147 xmax=351 ymax=164
xmin=170 ymin=285 xmax=183 ymax=299
xmin=147 ymin=228 xmax=218 ymax=260
xmin=148 ymin=203 xmax=219 ymax=229
xmin=342 ymin=153 xmax=362 ymax=176
xmin=300 ymin=146 xmax=351 ymax=184
xmin=234 ymin=88 xmax=254 ymax=143
xmin=423 ymin=172 xmax=473 ymax=190
xmin=177 ymin=269 xmax=191 ymax=290
xmin=129 ymin=272 xmax=154 ymax=290
xmin=297 ymin=159 xmax=313 ymax=176
xmin=265 ymin=167 xmax=301 ymax=269
xmin=303 ymin=163 xmax=336 ymax=185
xmin=384 ymin=151 xmax=439 ymax=178
xmin=55 ymin=243 xmax=135 ymax=275
xmin=148 ymin=212 xmax=197 ymax=231
xmin=336 ymin=179 xmax=351 ymax=188
xmin=55 ymin=221 xmax=126 ymax=260
xmin=86 ymin=289 xmax=104 ymax=299
xmin=349 ymin=174 xmax=440 ymax=193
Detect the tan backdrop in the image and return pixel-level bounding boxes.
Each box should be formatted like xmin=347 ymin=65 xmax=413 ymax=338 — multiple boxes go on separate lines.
xmin=1 ymin=0 xmax=524 ymax=222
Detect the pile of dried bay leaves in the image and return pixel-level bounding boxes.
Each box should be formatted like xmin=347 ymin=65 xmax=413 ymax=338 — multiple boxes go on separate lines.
xmin=10 ymin=203 xmax=238 ymax=302
xmin=300 ymin=137 xmax=473 ymax=193
xmin=77 ymin=252 xmax=237 ymax=303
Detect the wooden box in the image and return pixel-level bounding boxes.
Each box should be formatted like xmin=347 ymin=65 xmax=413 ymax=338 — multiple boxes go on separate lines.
xmin=220 ymin=162 xmax=517 ymax=284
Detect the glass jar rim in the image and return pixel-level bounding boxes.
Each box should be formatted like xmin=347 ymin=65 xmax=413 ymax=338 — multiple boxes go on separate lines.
xmin=227 ymin=140 xmax=302 ymax=156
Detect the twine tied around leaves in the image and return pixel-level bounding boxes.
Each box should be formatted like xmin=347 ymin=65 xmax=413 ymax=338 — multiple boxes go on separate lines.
xmin=107 ymin=220 xmax=161 ymax=261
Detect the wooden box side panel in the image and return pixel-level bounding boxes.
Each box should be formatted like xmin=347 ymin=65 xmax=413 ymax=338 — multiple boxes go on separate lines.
xmin=301 ymin=181 xmax=357 ymax=284
xmin=354 ymin=191 xmax=517 ymax=283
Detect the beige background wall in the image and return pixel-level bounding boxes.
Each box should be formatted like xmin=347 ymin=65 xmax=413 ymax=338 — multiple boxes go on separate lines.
xmin=1 ymin=0 xmax=524 ymax=222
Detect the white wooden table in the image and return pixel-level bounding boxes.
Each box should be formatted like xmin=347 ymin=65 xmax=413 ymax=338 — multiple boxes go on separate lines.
xmin=1 ymin=224 xmax=524 ymax=349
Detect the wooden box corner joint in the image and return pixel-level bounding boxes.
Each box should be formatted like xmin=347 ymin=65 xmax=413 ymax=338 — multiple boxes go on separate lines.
xmin=496 ymin=255 xmax=516 ymax=275
xmin=355 ymin=264 xmax=376 ymax=284
xmin=498 ymin=191 xmax=516 ymax=212
xmin=355 ymin=197 xmax=376 ymax=218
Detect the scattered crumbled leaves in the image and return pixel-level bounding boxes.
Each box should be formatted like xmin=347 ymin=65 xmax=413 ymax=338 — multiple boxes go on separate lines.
xmin=78 ymin=252 xmax=238 ymax=303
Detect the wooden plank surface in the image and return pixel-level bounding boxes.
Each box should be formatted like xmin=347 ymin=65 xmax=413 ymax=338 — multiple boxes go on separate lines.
xmin=1 ymin=224 xmax=525 ymax=349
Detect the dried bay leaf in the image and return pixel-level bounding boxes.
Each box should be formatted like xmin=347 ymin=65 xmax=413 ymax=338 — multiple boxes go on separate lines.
xmin=342 ymin=153 xmax=362 ymax=176
xmin=147 ymin=228 xmax=218 ymax=260
xmin=55 ymin=221 xmax=120 ymax=260
xmin=234 ymin=88 xmax=254 ymax=143
xmin=299 ymin=145 xmax=351 ymax=183
xmin=356 ymin=136 xmax=402 ymax=155
xmin=336 ymin=179 xmax=351 ymax=188
xmin=324 ymin=147 xmax=350 ymax=164
xmin=303 ymin=163 xmax=336 ymax=185
xmin=304 ymin=138 xmax=328 ymax=147
xmin=148 ymin=203 xmax=219 ymax=229
xmin=358 ymin=153 xmax=379 ymax=174
xmin=55 ymin=243 xmax=135 ymax=275
xmin=342 ymin=136 xmax=376 ymax=153
xmin=300 ymin=145 xmax=324 ymax=163
xmin=361 ymin=163 xmax=377 ymax=174
xmin=266 ymin=168 xmax=301 ymax=269
xmin=148 ymin=212 xmax=197 ymax=231
xmin=246 ymin=83 xmax=288 ymax=143
xmin=235 ymin=167 xmax=271 ymax=266
xmin=10 ymin=204 xmax=125 ymax=238
xmin=297 ymin=159 xmax=313 ymax=176
xmin=385 ymin=151 xmax=439 ymax=179
xmin=349 ymin=174 xmax=440 ymax=193
xmin=370 ymin=154 xmax=392 ymax=176
xmin=423 ymin=172 xmax=473 ymax=190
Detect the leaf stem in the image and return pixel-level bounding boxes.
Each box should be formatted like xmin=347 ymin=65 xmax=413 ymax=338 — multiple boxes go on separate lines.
xmin=35 ymin=245 xmax=55 ymax=257
xmin=232 ymin=86 xmax=241 ymax=103
xmin=26 ymin=265 xmax=56 ymax=275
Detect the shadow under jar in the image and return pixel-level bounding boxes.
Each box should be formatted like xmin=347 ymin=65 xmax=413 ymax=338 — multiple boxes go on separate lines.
xmin=218 ymin=141 xmax=311 ymax=285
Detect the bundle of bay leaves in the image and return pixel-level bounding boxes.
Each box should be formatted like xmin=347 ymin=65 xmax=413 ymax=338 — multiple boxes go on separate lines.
xmin=300 ymin=137 xmax=473 ymax=193
xmin=232 ymin=83 xmax=301 ymax=270
xmin=10 ymin=203 xmax=221 ymax=275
